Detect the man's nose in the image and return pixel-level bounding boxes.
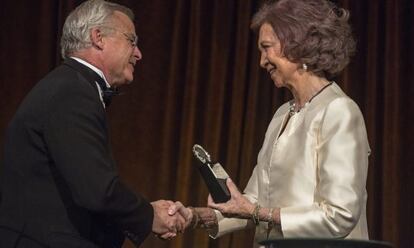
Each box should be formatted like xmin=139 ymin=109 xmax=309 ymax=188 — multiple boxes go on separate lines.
xmin=134 ymin=46 xmax=142 ymax=60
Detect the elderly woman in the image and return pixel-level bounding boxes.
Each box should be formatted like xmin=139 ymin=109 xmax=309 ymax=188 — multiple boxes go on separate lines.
xmin=184 ymin=0 xmax=370 ymax=246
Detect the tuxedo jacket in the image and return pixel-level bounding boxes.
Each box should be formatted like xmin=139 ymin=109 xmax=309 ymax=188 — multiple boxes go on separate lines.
xmin=0 ymin=59 xmax=153 ymax=248
xmin=212 ymin=83 xmax=369 ymax=247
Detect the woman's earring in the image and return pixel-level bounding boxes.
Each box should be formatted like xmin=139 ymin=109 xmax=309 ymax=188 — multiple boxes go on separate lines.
xmin=302 ymin=63 xmax=308 ymax=71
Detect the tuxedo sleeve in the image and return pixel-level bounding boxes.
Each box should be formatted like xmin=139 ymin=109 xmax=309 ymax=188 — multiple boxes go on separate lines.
xmin=43 ymin=80 xmax=153 ymax=245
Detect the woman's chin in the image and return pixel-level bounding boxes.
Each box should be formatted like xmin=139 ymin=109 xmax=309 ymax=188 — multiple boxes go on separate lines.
xmin=272 ymin=79 xmax=284 ymax=88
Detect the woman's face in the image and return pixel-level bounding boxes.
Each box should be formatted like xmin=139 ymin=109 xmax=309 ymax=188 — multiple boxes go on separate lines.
xmin=258 ymin=23 xmax=299 ymax=88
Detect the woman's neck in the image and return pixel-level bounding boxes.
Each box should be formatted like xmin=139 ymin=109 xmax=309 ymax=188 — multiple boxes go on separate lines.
xmin=287 ymin=74 xmax=331 ymax=110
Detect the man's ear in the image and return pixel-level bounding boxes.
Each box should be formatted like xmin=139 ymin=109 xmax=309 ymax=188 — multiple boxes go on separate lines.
xmin=90 ymin=27 xmax=104 ymax=50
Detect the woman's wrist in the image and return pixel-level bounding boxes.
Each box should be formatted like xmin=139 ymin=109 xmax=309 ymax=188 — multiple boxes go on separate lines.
xmin=258 ymin=207 xmax=281 ymax=225
xmin=250 ymin=205 xmax=281 ymax=225
xmin=188 ymin=207 xmax=199 ymax=228
xmin=190 ymin=207 xmax=218 ymax=229
xmin=251 ymin=203 xmax=261 ymax=225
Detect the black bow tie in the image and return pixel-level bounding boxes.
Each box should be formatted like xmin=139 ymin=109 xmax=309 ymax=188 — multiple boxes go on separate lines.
xmin=94 ymin=76 xmax=119 ymax=107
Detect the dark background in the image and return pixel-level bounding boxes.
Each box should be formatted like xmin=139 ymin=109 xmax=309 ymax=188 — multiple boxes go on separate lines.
xmin=0 ymin=0 xmax=412 ymax=247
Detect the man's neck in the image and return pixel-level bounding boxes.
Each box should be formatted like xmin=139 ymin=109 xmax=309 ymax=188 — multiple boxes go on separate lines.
xmin=70 ymin=55 xmax=111 ymax=88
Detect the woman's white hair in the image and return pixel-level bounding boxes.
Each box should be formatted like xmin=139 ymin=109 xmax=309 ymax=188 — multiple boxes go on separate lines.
xmin=60 ymin=0 xmax=134 ymax=59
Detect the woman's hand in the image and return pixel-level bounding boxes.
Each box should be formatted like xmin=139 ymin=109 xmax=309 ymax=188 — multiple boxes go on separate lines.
xmin=207 ymin=178 xmax=255 ymax=219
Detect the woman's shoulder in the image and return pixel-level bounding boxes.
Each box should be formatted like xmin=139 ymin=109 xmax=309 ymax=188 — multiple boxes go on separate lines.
xmin=316 ymin=84 xmax=366 ymax=132
xmin=325 ymin=83 xmax=362 ymax=114
xmin=311 ymin=82 xmax=361 ymax=113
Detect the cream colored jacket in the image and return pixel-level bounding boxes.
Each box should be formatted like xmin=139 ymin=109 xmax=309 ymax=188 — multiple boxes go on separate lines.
xmin=212 ymin=83 xmax=370 ymax=246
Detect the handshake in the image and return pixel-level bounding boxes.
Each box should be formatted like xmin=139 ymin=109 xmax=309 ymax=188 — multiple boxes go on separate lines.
xmin=149 ymin=178 xmax=256 ymax=240
xmin=150 ymin=200 xmax=195 ymax=240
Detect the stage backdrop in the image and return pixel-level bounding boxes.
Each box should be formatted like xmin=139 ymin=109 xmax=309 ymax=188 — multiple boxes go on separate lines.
xmin=0 ymin=0 xmax=412 ymax=247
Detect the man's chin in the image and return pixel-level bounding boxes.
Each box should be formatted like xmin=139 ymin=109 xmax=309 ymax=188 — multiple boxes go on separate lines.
xmin=113 ymin=77 xmax=133 ymax=87
xmin=124 ymin=73 xmax=134 ymax=84
xmin=125 ymin=77 xmax=133 ymax=84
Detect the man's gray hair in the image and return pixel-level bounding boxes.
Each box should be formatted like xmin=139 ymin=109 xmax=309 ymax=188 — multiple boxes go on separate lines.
xmin=60 ymin=0 xmax=134 ymax=59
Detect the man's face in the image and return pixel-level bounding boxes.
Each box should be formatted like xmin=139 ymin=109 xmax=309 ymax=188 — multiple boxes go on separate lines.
xmin=101 ymin=11 xmax=142 ymax=87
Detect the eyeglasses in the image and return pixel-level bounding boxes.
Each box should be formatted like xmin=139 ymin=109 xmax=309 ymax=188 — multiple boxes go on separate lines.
xmin=121 ymin=32 xmax=138 ymax=47
xmin=101 ymin=26 xmax=138 ymax=47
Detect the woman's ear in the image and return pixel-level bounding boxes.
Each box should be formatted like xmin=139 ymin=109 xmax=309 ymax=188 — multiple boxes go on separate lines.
xmin=90 ymin=27 xmax=104 ymax=50
xmin=297 ymin=63 xmax=308 ymax=75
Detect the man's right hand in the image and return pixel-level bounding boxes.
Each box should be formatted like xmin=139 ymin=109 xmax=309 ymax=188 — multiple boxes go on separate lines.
xmin=150 ymin=200 xmax=187 ymax=239
xmin=167 ymin=201 xmax=193 ymax=228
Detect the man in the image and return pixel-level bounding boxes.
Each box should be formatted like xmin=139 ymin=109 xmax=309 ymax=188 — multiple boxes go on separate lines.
xmin=0 ymin=0 xmax=190 ymax=247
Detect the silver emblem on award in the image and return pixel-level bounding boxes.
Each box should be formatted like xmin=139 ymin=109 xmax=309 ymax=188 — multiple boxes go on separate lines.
xmin=192 ymin=144 xmax=230 ymax=203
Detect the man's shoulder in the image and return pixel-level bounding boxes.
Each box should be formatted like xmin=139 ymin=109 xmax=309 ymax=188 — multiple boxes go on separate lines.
xmin=18 ymin=62 xmax=99 ymax=113
xmin=36 ymin=62 xmax=96 ymax=96
xmin=41 ymin=62 xmax=84 ymax=85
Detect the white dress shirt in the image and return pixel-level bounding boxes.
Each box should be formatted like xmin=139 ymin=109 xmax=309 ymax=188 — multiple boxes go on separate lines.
xmin=71 ymin=57 xmax=110 ymax=108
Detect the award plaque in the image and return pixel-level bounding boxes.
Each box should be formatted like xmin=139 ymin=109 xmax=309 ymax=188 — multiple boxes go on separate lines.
xmin=192 ymin=144 xmax=231 ymax=203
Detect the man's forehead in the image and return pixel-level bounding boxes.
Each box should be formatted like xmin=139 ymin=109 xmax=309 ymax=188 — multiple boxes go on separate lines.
xmin=111 ymin=11 xmax=135 ymax=30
